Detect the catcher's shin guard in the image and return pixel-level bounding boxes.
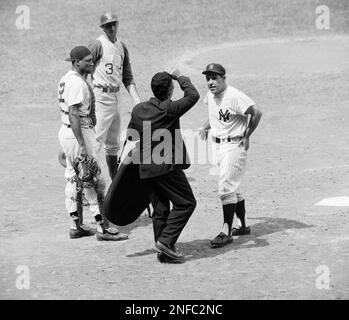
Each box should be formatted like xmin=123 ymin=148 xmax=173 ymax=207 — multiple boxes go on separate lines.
xmin=96 ymin=191 xmax=108 ymax=228
xmin=72 ymin=153 xmax=102 ymax=225
xmin=75 ymin=179 xmax=84 ymax=225
xmin=70 ymin=211 xmax=80 ymax=229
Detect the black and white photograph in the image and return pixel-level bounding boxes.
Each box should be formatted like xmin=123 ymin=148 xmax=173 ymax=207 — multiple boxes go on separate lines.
xmin=0 ymin=0 xmax=348 ymax=308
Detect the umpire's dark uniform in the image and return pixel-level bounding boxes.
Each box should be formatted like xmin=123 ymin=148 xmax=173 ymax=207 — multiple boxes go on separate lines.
xmin=127 ymin=72 xmax=200 ymax=249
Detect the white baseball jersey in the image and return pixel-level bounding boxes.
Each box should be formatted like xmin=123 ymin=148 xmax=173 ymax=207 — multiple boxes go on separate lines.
xmin=58 ymin=70 xmax=94 ymax=128
xmin=91 ymin=34 xmax=125 ymax=88
xmin=204 ymin=86 xmax=255 ymax=139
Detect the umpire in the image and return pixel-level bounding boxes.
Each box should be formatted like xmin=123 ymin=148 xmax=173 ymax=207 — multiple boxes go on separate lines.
xmin=127 ymin=69 xmax=200 ymax=263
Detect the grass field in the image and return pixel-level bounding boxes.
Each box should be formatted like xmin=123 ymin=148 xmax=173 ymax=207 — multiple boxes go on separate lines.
xmin=0 ymin=0 xmax=349 ymax=300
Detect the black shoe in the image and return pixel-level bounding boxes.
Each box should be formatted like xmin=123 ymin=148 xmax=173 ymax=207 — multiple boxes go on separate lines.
xmin=155 ymin=241 xmax=184 ymax=259
xmin=157 ymin=252 xmax=185 ymax=264
xmin=210 ymin=232 xmax=233 ymax=248
xmin=154 ymin=243 xmax=182 ymax=255
xmin=231 ymin=226 xmax=251 ymax=236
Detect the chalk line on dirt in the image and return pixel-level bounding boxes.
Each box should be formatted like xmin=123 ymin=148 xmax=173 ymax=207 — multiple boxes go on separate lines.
xmin=176 ymin=35 xmax=349 ymax=78
xmin=302 ymin=165 xmax=349 ymax=173
xmin=315 ymin=196 xmax=349 ymax=207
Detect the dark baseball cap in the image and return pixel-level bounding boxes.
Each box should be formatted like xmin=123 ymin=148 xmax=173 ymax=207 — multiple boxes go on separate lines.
xmin=65 ymin=46 xmax=91 ymax=62
xmin=202 ymin=63 xmax=226 ymax=76
xmin=100 ymin=12 xmax=118 ymax=26
xmin=151 ymin=72 xmax=173 ymax=98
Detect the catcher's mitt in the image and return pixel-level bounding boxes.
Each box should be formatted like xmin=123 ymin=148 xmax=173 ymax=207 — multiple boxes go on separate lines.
xmin=58 ymin=151 xmax=67 ymax=168
xmin=73 ymin=154 xmax=101 ymax=182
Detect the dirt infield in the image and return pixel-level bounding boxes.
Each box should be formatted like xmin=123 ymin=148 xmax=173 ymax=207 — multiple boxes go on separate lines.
xmin=179 ymin=36 xmax=349 ymax=76
xmin=0 ymin=0 xmax=348 ymax=300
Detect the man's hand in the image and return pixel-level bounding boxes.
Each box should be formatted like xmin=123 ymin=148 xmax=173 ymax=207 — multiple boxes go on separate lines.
xmin=166 ymin=68 xmax=182 ymax=80
xmin=78 ymin=143 xmax=88 ymax=156
xmin=197 ymin=120 xmax=211 ymax=140
xmin=197 ymin=127 xmax=209 ymax=140
xmin=126 ymin=84 xmax=141 ymax=105
xmin=239 ymin=137 xmax=249 ymax=151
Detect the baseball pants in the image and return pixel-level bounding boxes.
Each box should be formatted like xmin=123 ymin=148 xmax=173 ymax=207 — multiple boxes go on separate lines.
xmin=145 ymin=169 xmax=196 ymax=247
xmin=58 ymin=125 xmax=106 ymax=216
xmin=94 ymin=88 xmax=121 ymax=157
xmin=215 ymin=141 xmax=247 ymax=205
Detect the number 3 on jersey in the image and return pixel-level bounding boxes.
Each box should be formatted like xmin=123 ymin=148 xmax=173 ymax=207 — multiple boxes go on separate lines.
xmin=105 ymin=63 xmax=114 ymax=75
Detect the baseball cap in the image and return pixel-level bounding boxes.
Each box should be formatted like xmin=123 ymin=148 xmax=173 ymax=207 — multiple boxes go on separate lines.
xmin=100 ymin=12 xmax=118 ymax=26
xmin=65 ymin=46 xmax=91 ymax=62
xmin=151 ymin=72 xmax=173 ymax=99
xmin=202 ymin=63 xmax=226 ymax=76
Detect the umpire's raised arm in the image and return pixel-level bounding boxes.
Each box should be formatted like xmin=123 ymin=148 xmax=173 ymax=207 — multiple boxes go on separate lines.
xmin=167 ymin=69 xmax=200 ymax=118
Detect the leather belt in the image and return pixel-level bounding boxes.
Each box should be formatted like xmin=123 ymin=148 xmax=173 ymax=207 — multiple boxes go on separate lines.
xmin=61 ymin=109 xmax=90 ymax=118
xmin=103 ymin=87 xmax=119 ymax=93
xmin=63 ymin=124 xmax=94 ymax=129
xmin=213 ymin=136 xmax=243 ymax=143
xmin=95 ymin=86 xmax=119 ymax=93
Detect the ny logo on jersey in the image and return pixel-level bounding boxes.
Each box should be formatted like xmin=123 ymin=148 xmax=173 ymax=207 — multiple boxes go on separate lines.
xmin=219 ymin=109 xmax=231 ymax=122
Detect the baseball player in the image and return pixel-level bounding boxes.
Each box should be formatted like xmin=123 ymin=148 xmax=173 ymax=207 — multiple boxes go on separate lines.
xmin=57 ymin=45 xmax=128 ymax=241
xmin=88 ymin=12 xmax=141 ymax=180
xmin=198 ymin=63 xmax=262 ymax=248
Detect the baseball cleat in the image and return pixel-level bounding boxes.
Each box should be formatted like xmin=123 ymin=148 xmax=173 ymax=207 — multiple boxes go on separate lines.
xmin=231 ymin=226 xmax=251 ymax=236
xmin=96 ymin=228 xmax=128 ymax=241
xmin=70 ymin=224 xmax=96 ymax=239
xmin=210 ymin=232 xmax=233 ymax=248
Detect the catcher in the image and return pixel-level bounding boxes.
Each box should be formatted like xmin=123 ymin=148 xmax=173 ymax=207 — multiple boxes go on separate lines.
xmin=57 ymin=45 xmax=128 ymax=241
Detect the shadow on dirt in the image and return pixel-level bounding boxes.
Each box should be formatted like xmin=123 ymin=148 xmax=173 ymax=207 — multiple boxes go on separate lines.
xmin=125 ymin=216 xmax=313 ymax=260
xmin=179 ymin=216 xmax=313 ymax=262
xmin=116 ymin=213 xmax=153 ymax=235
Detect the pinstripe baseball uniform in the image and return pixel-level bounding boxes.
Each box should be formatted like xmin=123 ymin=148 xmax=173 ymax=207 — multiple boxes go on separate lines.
xmin=202 ymin=63 xmax=262 ymax=247
xmin=204 ymin=85 xmax=255 ymax=205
